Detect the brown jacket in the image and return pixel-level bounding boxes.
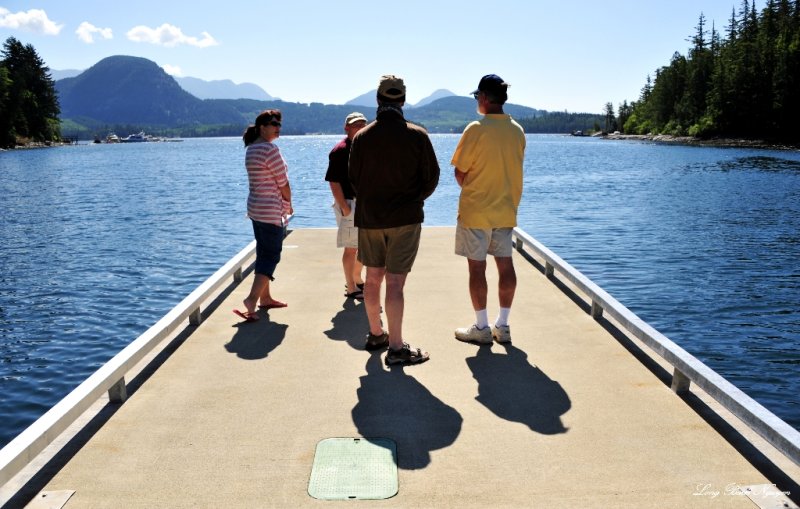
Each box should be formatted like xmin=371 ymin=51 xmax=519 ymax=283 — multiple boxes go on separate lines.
xmin=348 ymin=109 xmax=440 ymax=229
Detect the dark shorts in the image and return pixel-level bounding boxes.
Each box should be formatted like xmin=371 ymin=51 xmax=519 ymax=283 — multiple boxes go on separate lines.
xmin=252 ymin=220 xmax=283 ymax=279
xmin=358 ymin=224 xmax=421 ymax=274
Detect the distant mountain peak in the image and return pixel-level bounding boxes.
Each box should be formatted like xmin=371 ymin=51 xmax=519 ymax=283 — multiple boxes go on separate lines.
xmin=51 ymin=68 xmax=82 ymax=80
xmin=412 ymin=89 xmax=456 ymax=108
xmin=346 ymin=88 xmax=457 ymax=109
xmin=345 ymin=89 xmax=378 ymax=108
xmin=174 ymin=76 xmax=273 ymax=101
xmin=55 ymin=55 xmax=243 ymax=126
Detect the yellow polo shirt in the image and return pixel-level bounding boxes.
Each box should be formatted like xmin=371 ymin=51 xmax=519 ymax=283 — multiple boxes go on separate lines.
xmin=451 ymin=114 xmax=525 ymax=228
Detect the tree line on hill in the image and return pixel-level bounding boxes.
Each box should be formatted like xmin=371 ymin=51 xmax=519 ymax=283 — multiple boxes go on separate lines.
xmin=0 ymin=37 xmax=61 ymax=148
xmin=610 ymin=0 xmax=800 ymax=141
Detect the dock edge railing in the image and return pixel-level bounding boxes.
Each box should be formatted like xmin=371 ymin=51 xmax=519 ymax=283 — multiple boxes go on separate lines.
xmin=512 ymin=227 xmax=800 ymax=468
xmin=0 ymin=240 xmax=257 ymax=488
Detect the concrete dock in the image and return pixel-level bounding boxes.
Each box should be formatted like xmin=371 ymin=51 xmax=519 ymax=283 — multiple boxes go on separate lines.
xmin=4 ymin=227 xmax=799 ymax=508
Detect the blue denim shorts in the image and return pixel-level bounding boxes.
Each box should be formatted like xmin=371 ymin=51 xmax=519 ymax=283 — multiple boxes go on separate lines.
xmin=252 ymin=220 xmax=283 ymax=279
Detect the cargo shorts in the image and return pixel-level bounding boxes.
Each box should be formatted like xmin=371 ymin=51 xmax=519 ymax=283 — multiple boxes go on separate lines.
xmin=358 ymin=223 xmax=421 ymax=274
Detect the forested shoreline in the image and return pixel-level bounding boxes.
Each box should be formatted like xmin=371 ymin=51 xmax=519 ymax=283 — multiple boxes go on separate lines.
xmin=610 ymin=0 xmax=800 ymax=142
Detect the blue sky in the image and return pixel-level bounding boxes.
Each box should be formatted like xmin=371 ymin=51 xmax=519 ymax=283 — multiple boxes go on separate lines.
xmin=1 ymin=1 xmax=754 ymax=113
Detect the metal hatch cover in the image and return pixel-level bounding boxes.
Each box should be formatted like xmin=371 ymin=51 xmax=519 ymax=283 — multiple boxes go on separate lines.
xmin=308 ymin=437 xmax=398 ymax=500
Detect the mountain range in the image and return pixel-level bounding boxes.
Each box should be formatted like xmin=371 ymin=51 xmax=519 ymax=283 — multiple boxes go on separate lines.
xmin=345 ymin=88 xmax=457 ymax=108
xmin=174 ymin=77 xmax=275 ymax=101
xmin=54 ymin=66 xmax=459 ymax=107
xmin=54 ymin=55 xmax=544 ymax=137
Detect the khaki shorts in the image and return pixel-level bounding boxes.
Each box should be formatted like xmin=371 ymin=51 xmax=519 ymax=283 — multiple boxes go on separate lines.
xmin=358 ymin=223 xmax=421 ymax=274
xmin=455 ymin=223 xmax=513 ymax=261
xmin=333 ymin=199 xmax=358 ymax=249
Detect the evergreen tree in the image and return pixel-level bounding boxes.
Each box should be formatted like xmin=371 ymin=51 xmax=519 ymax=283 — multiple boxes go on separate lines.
xmin=680 ymin=13 xmax=713 ymax=127
xmin=617 ymin=100 xmax=633 ymax=132
xmin=1 ymin=37 xmax=61 ymax=147
xmin=604 ymin=102 xmax=617 ymax=132
xmin=649 ymin=53 xmax=688 ymax=133
xmin=0 ymin=65 xmax=12 ymax=147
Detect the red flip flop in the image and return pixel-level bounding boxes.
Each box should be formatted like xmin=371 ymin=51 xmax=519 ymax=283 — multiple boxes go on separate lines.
xmin=233 ymin=309 xmax=259 ymax=322
xmin=259 ymin=301 xmax=287 ymax=310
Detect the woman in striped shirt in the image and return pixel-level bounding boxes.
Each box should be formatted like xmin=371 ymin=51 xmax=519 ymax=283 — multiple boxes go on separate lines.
xmin=234 ymin=109 xmax=293 ymax=322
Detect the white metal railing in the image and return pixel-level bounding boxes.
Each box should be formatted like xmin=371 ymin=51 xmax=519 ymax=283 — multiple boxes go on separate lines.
xmin=0 ymin=240 xmax=257 ymax=488
xmin=512 ymin=227 xmax=800 ymax=467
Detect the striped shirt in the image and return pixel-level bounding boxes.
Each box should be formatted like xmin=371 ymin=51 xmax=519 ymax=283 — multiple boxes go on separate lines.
xmin=245 ymin=141 xmax=289 ymax=226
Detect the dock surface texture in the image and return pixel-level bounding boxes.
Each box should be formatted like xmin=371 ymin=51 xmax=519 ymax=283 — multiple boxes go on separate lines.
xmin=10 ymin=227 xmax=799 ymax=508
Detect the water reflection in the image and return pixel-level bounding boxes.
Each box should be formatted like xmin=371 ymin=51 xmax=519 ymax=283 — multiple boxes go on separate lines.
xmin=718 ymin=156 xmax=800 ymax=173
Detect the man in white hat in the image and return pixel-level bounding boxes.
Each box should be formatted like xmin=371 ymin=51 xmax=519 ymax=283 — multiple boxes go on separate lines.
xmin=325 ymin=112 xmax=368 ymax=300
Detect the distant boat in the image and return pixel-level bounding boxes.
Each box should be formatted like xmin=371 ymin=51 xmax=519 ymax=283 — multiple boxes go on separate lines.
xmin=118 ymin=131 xmax=183 ymax=143
xmin=106 ymin=133 xmax=120 ymax=143
xmin=94 ymin=133 xmax=120 ymax=144
xmin=120 ymin=131 xmax=149 ymax=143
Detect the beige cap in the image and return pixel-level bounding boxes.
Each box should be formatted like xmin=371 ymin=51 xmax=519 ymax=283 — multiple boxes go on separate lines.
xmin=377 ymin=74 xmax=406 ymax=100
xmin=345 ymin=112 xmax=367 ymax=125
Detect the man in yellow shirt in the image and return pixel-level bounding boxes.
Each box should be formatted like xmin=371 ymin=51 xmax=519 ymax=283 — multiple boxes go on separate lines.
xmin=451 ymin=74 xmax=526 ymax=344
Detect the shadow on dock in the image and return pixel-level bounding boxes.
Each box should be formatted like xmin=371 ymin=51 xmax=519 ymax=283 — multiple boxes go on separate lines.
xmin=324 ymin=298 xmax=369 ymax=350
xmin=467 ymin=344 xmax=570 ymax=435
xmin=225 ymin=313 xmax=288 ymax=360
xmin=352 ymin=353 xmax=463 ymax=470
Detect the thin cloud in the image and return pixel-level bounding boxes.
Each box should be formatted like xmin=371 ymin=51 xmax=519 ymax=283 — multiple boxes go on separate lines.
xmin=0 ymin=7 xmax=63 ymax=35
xmin=126 ymin=23 xmax=218 ymax=48
xmin=76 ymin=22 xmax=113 ymax=44
xmin=162 ymin=64 xmax=183 ymax=76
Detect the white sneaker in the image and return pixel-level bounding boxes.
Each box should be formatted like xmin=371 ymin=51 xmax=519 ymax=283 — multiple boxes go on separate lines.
xmin=455 ymin=324 xmax=493 ymax=344
xmin=491 ymin=324 xmax=512 ymax=344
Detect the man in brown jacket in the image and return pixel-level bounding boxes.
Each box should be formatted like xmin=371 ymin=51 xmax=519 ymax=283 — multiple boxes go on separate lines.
xmin=349 ymin=74 xmax=440 ymax=365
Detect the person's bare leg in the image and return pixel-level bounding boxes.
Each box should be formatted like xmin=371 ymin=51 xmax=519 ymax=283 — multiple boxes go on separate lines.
xmin=353 ymin=255 xmax=364 ymax=287
xmin=467 ymin=259 xmax=488 ymax=311
xmin=343 ymin=247 xmax=359 ymax=294
xmin=364 ymin=266 xmax=385 ymax=336
xmin=243 ymin=274 xmax=270 ymax=313
xmin=258 ymin=276 xmax=286 ymax=307
xmin=495 ymin=257 xmax=516 ymax=308
xmin=385 ymin=272 xmax=408 ymax=350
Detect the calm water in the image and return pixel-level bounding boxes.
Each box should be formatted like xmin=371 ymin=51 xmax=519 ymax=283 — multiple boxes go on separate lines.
xmin=1 ymin=135 xmax=799 ymax=448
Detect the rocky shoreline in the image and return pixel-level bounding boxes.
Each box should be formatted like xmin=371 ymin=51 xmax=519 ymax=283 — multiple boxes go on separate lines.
xmin=603 ymin=133 xmax=799 ymax=151
xmin=1 ymin=139 xmax=78 ymax=151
